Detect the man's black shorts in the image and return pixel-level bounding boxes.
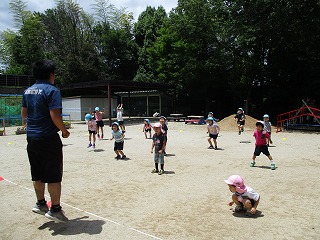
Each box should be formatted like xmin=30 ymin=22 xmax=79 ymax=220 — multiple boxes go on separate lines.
xmin=27 ymin=133 xmax=63 ymax=183
xmin=114 ymin=141 xmax=124 ymax=151
xmin=254 ymin=145 xmax=270 ymax=156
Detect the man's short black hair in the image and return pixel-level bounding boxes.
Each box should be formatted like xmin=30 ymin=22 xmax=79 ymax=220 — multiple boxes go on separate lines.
xmin=32 ymin=59 xmax=56 ymax=80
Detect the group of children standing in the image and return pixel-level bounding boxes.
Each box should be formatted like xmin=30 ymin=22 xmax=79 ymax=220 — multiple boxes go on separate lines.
xmin=85 ymin=107 xmax=168 ymax=175
xmin=85 ymin=104 xmax=125 ymax=149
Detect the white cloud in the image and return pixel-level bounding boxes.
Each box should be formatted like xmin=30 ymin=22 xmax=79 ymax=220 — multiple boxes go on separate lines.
xmin=0 ymin=0 xmax=177 ymax=32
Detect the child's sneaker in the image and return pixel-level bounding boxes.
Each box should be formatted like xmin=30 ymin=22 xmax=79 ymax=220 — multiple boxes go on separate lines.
xmin=121 ymin=155 xmax=126 ymax=159
xmin=32 ymin=203 xmax=49 ymax=215
xmin=238 ymin=131 xmax=241 ymax=135
xmin=250 ymin=161 xmax=256 ymax=167
xmin=151 ymin=169 xmax=159 ymax=173
xmin=93 ymin=144 xmax=96 ymax=149
xmin=45 ymin=209 xmax=69 ymax=223
xmin=271 ymin=162 xmax=276 ymax=170
xmin=114 ymin=155 xmax=121 ymax=159
xmin=158 ymin=169 xmax=165 ymax=175
xmin=214 ymin=146 xmax=218 ymax=150
xmin=101 ymin=134 xmax=104 ymax=139
xmin=87 ymin=143 xmax=92 ymax=148
xmin=234 ymin=205 xmax=244 ymax=213
xmin=208 ymin=145 xmax=214 ymax=149
xmin=97 ymin=134 xmax=100 ymax=139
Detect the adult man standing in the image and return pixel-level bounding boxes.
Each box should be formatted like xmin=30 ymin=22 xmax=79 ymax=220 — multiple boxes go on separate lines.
xmin=21 ymin=60 xmax=70 ymax=222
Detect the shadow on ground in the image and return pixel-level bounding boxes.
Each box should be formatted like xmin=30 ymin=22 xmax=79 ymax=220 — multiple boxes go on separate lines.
xmin=38 ymin=216 xmax=105 ymax=236
xmin=254 ymin=165 xmax=276 ymax=170
xmin=164 ymin=153 xmax=176 ymax=157
xmin=232 ymin=210 xmax=264 ymax=218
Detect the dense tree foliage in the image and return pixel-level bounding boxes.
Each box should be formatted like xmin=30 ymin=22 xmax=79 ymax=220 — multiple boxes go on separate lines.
xmin=1 ymin=0 xmax=319 ymax=118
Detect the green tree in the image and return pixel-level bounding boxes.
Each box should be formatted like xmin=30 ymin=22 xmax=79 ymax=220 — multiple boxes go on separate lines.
xmin=2 ymin=2 xmax=45 ymax=74
xmin=134 ymin=6 xmax=168 ymax=82
xmin=41 ymin=0 xmax=100 ymax=84
xmin=9 ymin=0 xmax=31 ymax=29
xmin=93 ymin=22 xmax=138 ymax=81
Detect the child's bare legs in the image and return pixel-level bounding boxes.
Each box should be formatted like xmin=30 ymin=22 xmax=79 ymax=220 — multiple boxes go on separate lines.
xmin=114 ymin=150 xmax=120 ymax=157
xmin=148 ymin=131 xmax=151 ymax=139
xmin=100 ymin=127 xmax=104 ymax=138
xmin=252 ymin=154 xmax=276 ymax=169
xmin=208 ymin=137 xmax=213 ymax=147
xmin=118 ymin=150 xmax=125 ymax=156
xmin=93 ymin=134 xmax=96 ymax=145
xmin=144 ymin=131 xmax=147 ymax=138
xmin=250 ymin=154 xmax=257 ymax=167
xmin=237 ymin=124 xmax=242 ymax=134
xmin=242 ymin=199 xmax=256 ymax=214
xmin=213 ymin=139 xmax=217 ymax=149
xmin=231 ymin=194 xmax=243 ymax=212
xmin=87 ymin=133 xmax=93 ymax=147
xmin=231 ymin=194 xmax=241 ymax=206
xmin=252 ymin=155 xmax=257 ymax=161
xmin=243 ymin=199 xmax=252 ymax=209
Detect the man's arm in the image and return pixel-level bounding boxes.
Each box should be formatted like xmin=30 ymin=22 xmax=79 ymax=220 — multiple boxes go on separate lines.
xmin=50 ymin=108 xmax=70 ymax=138
xmin=21 ymin=107 xmax=27 ymax=120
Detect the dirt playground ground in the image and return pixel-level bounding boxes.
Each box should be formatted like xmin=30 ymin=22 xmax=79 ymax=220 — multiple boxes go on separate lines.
xmin=0 ymin=116 xmax=319 ymax=240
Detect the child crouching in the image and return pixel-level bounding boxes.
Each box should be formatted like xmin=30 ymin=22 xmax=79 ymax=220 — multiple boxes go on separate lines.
xmin=225 ymin=175 xmax=260 ymax=215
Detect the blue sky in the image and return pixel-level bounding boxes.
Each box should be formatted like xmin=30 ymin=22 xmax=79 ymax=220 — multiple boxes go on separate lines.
xmin=0 ymin=0 xmax=178 ymax=32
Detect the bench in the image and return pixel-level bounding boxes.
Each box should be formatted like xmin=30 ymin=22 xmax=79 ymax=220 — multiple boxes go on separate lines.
xmin=185 ymin=119 xmax=201 ymax=124
xmin=167 ymin=116 xmax=186 ymax=122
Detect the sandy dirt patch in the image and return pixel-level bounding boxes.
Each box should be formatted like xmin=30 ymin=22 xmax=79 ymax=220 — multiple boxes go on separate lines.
xmin=0 ymin=118 xmax=319 ymax=239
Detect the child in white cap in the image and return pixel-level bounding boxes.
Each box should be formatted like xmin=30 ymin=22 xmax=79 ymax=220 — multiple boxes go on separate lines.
xmin=206 ymin=117 xmax=220 ymax=149
xmin=263 ymin=114 xmax=272 ymax=146
xmin=225 ymin=175 xmax=260 ymax=215
xmin=143 ymin=119 xmax=152 ymax=139
xmin=110 ymin=122 xmax=126 ymax=159
xmin=234 ymin=108 xmax=246 ymax=135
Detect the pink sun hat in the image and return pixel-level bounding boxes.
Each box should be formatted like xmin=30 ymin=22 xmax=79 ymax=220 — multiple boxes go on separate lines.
xmin=153 ymin=123 xmax=162 ymax=128
xmin=224 ymin=175 xmax=247 ymax=193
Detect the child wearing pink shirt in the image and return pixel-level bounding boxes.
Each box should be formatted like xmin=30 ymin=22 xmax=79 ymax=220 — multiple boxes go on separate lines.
xmin=94 ymin=107 xmax=104 ymax=139
xmin=251 ymin=121 xmax=276 ymax=170
xmin=85 ymin=114 xmax=97 ymax=149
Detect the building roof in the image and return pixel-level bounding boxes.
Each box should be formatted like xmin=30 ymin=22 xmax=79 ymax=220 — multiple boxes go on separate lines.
xmin=60 ymin=80 xmax=174 ymax=95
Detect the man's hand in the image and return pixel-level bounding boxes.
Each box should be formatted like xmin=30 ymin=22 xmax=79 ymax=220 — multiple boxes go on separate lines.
xmin=62 ymin=130 xmax=70 ymax=138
